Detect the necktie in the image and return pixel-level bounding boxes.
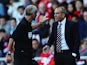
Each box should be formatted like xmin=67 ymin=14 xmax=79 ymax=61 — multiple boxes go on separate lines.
xmin=56 ymin=23 xmax=62 ymax=52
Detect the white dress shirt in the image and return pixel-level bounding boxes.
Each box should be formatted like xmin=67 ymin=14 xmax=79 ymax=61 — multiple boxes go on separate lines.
xmin=57 ymin=18 xmax=69 ymax=50
xmin=45 ymin=17 xmax=77 ymax=57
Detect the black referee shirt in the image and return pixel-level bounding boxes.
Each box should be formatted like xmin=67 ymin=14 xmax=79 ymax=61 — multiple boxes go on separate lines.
xmin=12 ymin=17 xmax=32 ymax=54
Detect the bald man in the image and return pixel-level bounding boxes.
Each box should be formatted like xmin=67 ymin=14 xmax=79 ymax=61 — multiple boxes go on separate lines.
xmin=43 ymin=6 xmax=80 ymax=65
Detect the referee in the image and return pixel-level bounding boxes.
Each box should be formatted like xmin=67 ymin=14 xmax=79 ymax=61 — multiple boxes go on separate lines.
xmin=6 ymin=5 xmax=48 ymax=65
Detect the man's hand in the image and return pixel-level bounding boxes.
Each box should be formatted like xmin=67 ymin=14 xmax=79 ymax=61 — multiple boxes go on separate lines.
xmin=40 ymin=16 xmax=49 ymax=25
xmin=6 ymin=54 xmax=12 ymax=63
xmin=32 ymin=16 xmax=49 ymax=30
xmin=42 ymin=45 xmax=50 ymax=54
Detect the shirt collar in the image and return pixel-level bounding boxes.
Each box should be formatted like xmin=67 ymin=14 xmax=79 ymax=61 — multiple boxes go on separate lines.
xmin=58 ymin=18 xmax=66 ymax=25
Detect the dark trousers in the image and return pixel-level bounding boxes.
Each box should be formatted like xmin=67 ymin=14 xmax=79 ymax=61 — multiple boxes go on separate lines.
xmin=14 ymin=51 xmax=32 ymax=65
xmin=14 ymin=57 xmax=32 ymax=65
xmin=54 ymin=50 xmax=76 ymax=65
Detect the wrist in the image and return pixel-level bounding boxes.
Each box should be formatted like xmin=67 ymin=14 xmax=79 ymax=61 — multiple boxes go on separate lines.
xmin=40 ymin=22 xmax=43 ymax=24
xmin=39 ymin=22 xmax=43 ymax=26
xmin=7 ymin=51 xmax=11 ymax=55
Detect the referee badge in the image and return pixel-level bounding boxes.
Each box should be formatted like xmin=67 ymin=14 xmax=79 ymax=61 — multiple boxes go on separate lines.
xmin=28 ymin=32 xmax=32 ymax=39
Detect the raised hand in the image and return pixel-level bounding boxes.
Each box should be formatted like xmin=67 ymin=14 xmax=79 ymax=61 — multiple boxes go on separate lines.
xmin=40 ymin=16 xmax=49 ymax=24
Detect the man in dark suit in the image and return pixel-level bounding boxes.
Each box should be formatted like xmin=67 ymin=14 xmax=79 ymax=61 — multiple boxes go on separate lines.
xmin=43 ymin=6 xmax=80 ymax=65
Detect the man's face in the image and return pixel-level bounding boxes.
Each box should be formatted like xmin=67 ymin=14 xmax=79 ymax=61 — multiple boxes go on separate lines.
xmin=18 ymin=8 xmax=24 ymax=15
xmin=83 ymin=12 xmax=87 ymax=22
xmin=39 ymin=3 xmax=46 ymax=14
xmin=32 ymin=40 xmax=39 ymax=50
xmin=27 ymin=12 xmax=37 ymax=22
xmin=32 ymin=0 xmax=38 ymax=4
xmin=10 ymin=20 xmax=16 ymax=27
xmin=54 ymin=8 xmax=64 ymax=22
xmin=75 ymin=1 xmax=82 ymax=9
xmin=68 ymin=4 xmax=73 ymax=12
xmin=31 ymin=12 xmax=37 ymax=20
xmin=0 ymin=32 xmax=6 ymax=40
xmin=0 ymin=18 xmax=6 ymax=26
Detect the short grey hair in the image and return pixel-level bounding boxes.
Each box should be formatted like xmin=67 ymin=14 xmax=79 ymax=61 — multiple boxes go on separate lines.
xmin=25 ymin=5 xmax=37 ymax=15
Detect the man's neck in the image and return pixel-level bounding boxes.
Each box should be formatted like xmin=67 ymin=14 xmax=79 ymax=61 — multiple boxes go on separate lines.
xmin=59 ymin=17 xmax=65 ymax=22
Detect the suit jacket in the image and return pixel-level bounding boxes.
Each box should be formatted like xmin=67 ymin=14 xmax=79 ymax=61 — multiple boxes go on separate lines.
xmin=47 ymin=19 xmax=80 ymax=60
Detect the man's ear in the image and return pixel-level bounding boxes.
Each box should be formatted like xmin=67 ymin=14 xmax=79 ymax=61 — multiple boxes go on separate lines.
xmin=31 ymin=13 xmax=34 ymax=17
xmin=29 ymin=13 xmax=34 ymax=18
xmin=32 ymin=13 xmax=35 ymax=16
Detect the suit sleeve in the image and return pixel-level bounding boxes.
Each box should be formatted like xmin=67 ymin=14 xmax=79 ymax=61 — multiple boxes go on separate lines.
xmin=47 ymin=22 xmax=55 ymax=47
xmin=72 ymin=22 xmax=80 ymax=59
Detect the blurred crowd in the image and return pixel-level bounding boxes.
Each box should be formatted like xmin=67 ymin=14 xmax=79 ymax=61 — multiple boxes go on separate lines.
xmin=0 ymin=0 xmax=87 ymax=65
